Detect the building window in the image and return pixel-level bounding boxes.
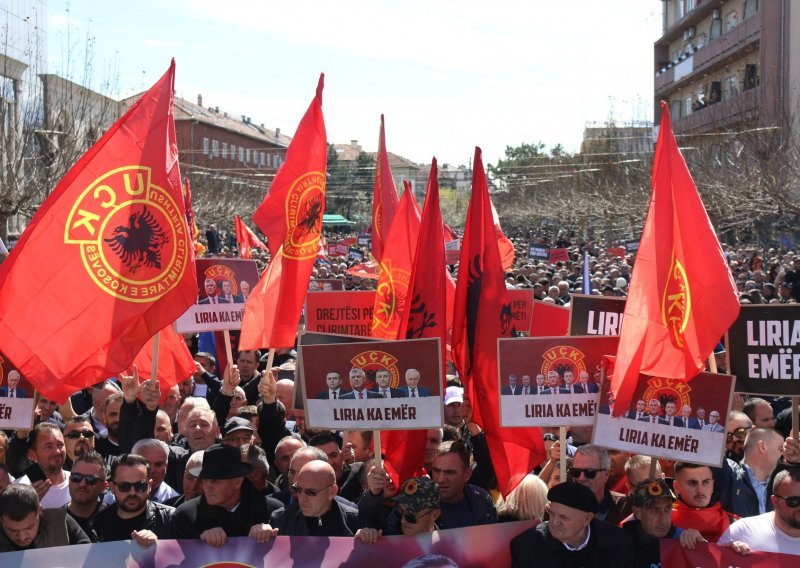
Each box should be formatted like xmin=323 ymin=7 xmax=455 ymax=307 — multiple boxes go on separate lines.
xmin=744 ymin=64 xmax=759 ymax=90
xmin=744 ymin=0 xmax=759 ymax=19
xmin=212 ymin=140 xmax=219 ymax=157
xmin=684 ymin=96 xmax=693 ymax=117
xmin=260 ymin=152 xmax=266 ymax=167
xmin=246 ymin=148 xmax=251 ymax=163
xmin=670 ymin=100 xmax=682 ymax=119
xmin=222 ymin=143 xmax=228 ymax=158
xmin=725 ymin=10 xmax=739 ymax=33
xmin=723 ymin=75 xmax=740 ymax=100
xmin=239 ymin=147 xmax=244 ymax=162
xmin=709 ymin=81 xmax=722 ymax=104
xmin=710 ymin=10 xmax=723 ymax=41
xmin=230 ymin=144 xmax=236 ymax=160
xmin=203 ymin=137 xmax=209 ymax=156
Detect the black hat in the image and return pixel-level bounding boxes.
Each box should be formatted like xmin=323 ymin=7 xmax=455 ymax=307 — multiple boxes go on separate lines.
xmin=190 ymin=444 xmax=253 ymax=479
xmin=547 ymin=482 xmax=598 ymax=514
xmin=222 ymin=417 xmax=254 ymax=437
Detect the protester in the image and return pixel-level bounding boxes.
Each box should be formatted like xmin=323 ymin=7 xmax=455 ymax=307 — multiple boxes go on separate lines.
xmin=571 ymin=445 xmax=630 ymax=525
xmin=719 ymin=428 xmax=784 ymax=518
xmin=63 ymin=451 xmax=107 ymax=541
xmin=357 ymin=476 xmax=442 ymax=542
xmin=671 ymin=462 xmax=738 ymax=542
xmin=62 ymin=416 xmax=96 ymax=471
xmin=429 ymin=441 xmax=496 ymax=528
xmin=14 ymin=422 xmax=70 ymax=508
xmin=497 ymin=474 xmax=548 ymax=522
xmin=130 ymin=439 xmax=179 ymax=504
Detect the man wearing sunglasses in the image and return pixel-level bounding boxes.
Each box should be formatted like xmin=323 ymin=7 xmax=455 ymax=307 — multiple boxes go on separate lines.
xmin=62 ymin=417 xmax=96 ymax=471
xmin=570 ymin=445 xmax=630 ymax=525
xmin=64 ymin=451 xmax=107 ymax=541
xmin=725 ymin=411 xmax=753 ymax=462
xmin=93 ymin=454 xmax=173 ymax=547
xmin=702 ymin=410 xmax=725 ymax=433
xmin=356 ymin=476 xmax=441 ymax=543
xmin=718 ymin=468 xmax=800 ymax=554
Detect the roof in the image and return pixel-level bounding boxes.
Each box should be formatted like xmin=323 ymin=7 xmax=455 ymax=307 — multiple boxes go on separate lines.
xmin=120 ymin=93 xmax=292 ymax=148
xmin=323 ymin=214 xmax=355 ymax=225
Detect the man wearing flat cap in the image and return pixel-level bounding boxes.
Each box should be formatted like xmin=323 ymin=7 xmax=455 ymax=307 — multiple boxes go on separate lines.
xmin=620 ymin=479 xmax=706 ymax=568
xmin=169 ymin=444 xmax=284 ymax=547
xmin=220 ymin=417 xmax=255 ymax=448
xmin=510 ymin=482 xmax=635 ymax=568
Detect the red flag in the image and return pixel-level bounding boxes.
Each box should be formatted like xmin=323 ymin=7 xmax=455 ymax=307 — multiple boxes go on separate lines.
xmin=452 ymin=148 xmax=544 ymax=497
xmin=371 ymin=115 xmax=400 ymax=262
xmin=384 ymin=160 xmax=448 ymax=487
xmin=0 ymin=61 xmax=196 ymax=403
xmin=610 ymin=102 xmax=740 ymax=415
xmin=234 ymin=215 xmax=267 ymax=259
xmin=371 ymin=181 xmax=421 ymax=339
xmin=240 ymin=75 xmax=326 ymax=349
xmin=129 ymin=325 xmax=195 ymax=399
xmin=182 ymin=177 xmax=206 ymax=255
xmin=490 ymin=199 xmax=515 ymax=271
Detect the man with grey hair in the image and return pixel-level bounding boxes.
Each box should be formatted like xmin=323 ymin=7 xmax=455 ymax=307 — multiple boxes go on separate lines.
xmin=241 ymin=444 xmax=279 ymax=498
xmin=719 ymin=428 xmax=785 ymax=518
xmin=571 ymin=444 xmax=630 ymax=525
xmin=624 ymin=454 xmax=663 ymax=496
xmin=131 ymin=439 xmax=178 ymax=504
xmin=166 ymin=451 xmax=204 ymax=508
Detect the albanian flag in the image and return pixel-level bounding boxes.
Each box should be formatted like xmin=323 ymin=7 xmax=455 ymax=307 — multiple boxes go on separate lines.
xmin=371 ymin=115 xmax=400 ymax=263
xmin=234 ymin=214 xmax=267 ymax=259
xmin=610 ymin=102 xmax=740 ymax=415
xmin=0 ymin=60 xmax=196 ymax=403
xmin=371 ymin=181 xmax=421 ymax=339
xmin=452 ymin=147 xmax=544 ymax=496
xmin=240 ymin=74 xmax=326 ymax=349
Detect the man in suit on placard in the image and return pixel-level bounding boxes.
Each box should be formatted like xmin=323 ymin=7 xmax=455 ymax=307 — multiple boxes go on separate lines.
xmin=400 ymin=368 xmax=431 ymax=398
xmin=340 ymin=368 xmax=382 ymax=400
xmin=680 ymin=404 xmax=701 ymax=429
xmin=658 ymin=401 xmax=684 ymax=427
xmin=370 ymin=369 xmax=406 ymax=399
xmin=198 ymin=278 xmax=228 ymax=304
xmin=639 ymin=399 xmax=662 ymax=424
xmin=545 ymin=371 xmax=569 ymax=394
xmin=501 ymin=374 xmax=520 ymax=396
xmin=0 ymin=370 xmax=28 ymax=398
xmin=702 ymin=410 xmax=725 ymax=432
xmin=578 ymin=370 xmax=600 ymax=394
xmin=562 ymin=370 xmax=584 ymax=394
xmin=315 ymin=371 xmax=351 ymax=400
xmin=625 ymin=399 xmax=647 ymax=421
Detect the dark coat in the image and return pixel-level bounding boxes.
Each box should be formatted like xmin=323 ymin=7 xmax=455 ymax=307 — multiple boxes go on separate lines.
xmin=0 ymin=508 xmax=90 ymax=551
xmin=270 ymin=498 xmax=360 ymax=536
xmin=93 ymin=501 xmax=174 ymax=541
xmin=170 ymin=479 xmax=283 ymax=538
xmin=510 ymin=519 xmax=635 ymax=568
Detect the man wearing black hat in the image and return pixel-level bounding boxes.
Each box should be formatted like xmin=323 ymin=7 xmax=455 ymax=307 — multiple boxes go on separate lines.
xmin=621 ymin=479 xmax=706 ymax=568
xmin=510 ymin=482 xmax=635 ymax=568
xmin=220 ymin=417 xmax=255 ymax=448
xmin=169 ymin=444 xmax=284 ymax=547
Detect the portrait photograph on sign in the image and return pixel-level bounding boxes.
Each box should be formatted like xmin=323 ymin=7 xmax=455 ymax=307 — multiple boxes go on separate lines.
xmin=726 ymin=304 xmax=800 ymax=395
xmin=300 ymin=337 xmax=442 ymax=430
xmin=175 ymin=258 xmax=260 ymax=332
xmin=568 ymin=294 xmax=626 ymax=336
xmin=304 ymin=290 xmax=375 ymax=337
xmin=497 ymin=335 xmax=619 ymax=427
xmin=593 ymin=371 xmax=735 ymax=467
xmin=0 ymin=358 xmax=36 ymax=430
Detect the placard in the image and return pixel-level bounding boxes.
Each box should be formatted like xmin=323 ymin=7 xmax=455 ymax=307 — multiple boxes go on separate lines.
xmin=507 ymin=289 xmax=534 ymax=334
xmin=625 ymin=239 xmax=640 ymax=252
xmin=327 ymin=242 xmax=349 ymax=257
xmin=358 ymin=234 xmax=372 ymax=247
xmin=549 ymin=247 xmax=569 ymax=263
xmin=592 ymin=371 xmax=735 ymax=467
xmin=607 ymin=247 xmax=626 ymax=258
xmin=498 ymin=336 xmax=618 ymax=426
xmin=445 ymin=238 xmax=461 ymax=265
xmin=300 ymin=337 xmax=442 ymax=430
xmin=727 ymin=304 xmax=800 ymax=395
xmin=175 ymin=258 xmax=260 ymax=332
xmin=305 ymin=290 xmax=375 ymax=337
xmin=569 ymin=294 xmax=626 ymax=336
xmin=530 ymin=300 xmax=570 ymax=337
xmin=528 ymin=243 xmax=550 ymax=261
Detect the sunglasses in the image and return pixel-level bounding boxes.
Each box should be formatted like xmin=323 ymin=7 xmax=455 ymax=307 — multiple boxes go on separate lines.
xmin=726 ymin=427 xmax=749 ymax=442
xmin=113 ymin=481 xmax=149 ymax=493
xmin=69 ymin=472 xmax=102 ymax=486
xmin=291 ymin=483 xmax=333 ymax=497
xmin=66 ymin=430 xmax=95 ymax=440
xmin=402 ymin=509 xmax=434 ymax=524
xmin=569 ymin=468 xmax=601 ymax=480
xmin=774 ymin=494 xmax=800 ymax=508
xmin=542 ymin=434 xmax=558 ymax=442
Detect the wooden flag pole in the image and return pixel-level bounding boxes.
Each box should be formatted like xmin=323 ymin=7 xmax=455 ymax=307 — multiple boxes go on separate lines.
xmin=265 ymin=347 xmax=276 ymax=372
xmin=559 ymin=427 xmax=567 ymax=483
xmin=708 ymin=354 xmax=718 ymax=374
xmin=648 ymin=456 xmax=658 ymax=480
xmin=792 ymin=396 xmax=799 ymax=441
xmin=223 ymin=330 xmax=234 ymax=375
xmin=373 ymin=430 xmax=383 ymax=469
xmin=150 ymin=332 xmax=161 ymax=380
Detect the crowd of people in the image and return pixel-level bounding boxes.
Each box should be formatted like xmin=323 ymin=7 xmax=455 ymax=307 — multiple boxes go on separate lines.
xmin=1 ymin=232 xmax=800 ymax=567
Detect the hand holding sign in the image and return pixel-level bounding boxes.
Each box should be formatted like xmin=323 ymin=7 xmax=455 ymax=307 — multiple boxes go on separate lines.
xmin=258 ymin=369 xmax=278 ymax=405
xmin=140 ymin=379 xmax=161 ymax=412
xmin=221 ymin=364 xmax=241 ymax=397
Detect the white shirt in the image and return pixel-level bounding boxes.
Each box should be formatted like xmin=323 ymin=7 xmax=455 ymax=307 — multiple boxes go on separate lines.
xmin=15 ymin=471 xmax=71 ymax=508
xmin=718 ymin=512 xmax=800 ymax=554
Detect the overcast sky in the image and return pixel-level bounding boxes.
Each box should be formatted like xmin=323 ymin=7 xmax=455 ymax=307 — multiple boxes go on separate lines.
xmin=48 ymin=0 xmax=662 ymax=168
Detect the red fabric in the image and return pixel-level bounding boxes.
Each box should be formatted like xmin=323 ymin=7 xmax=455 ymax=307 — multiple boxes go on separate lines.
xmin=610 ymin=102 xmax=740 ymax=416
xmin=0 ymin=61 xmax=196 ymax=403
xmin=129 ymin=325 xmax=196 ymax=402
xmin=240 ymin=75 xmax=327 ymax=349
xmin=443 ymin=223 xmax=458 ymax=242
xmin=371 ymin=182 xmax=421 ymax=339
xmin=529 ymin=300 xmax=570 ymax=337
xmin=371 ymin=115 xmax=400 ymax=263
xmin=182 ymin=178 xmax=206 ymax=255
xmin=671 ymin=500 xmax=738 ymax=543
xmin=452 ymin=147 xmax=545 ymax=497
xmin=489 ymin=199 xmax=515 ymax=271
xmin=234 ymin=215 xmax=267 ymax=259
xmin=380 ymin=429 xmax=428 ymax=488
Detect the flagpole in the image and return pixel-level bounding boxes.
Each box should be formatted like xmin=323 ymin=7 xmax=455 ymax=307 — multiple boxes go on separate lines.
xmin=265 ymin=347 xmax=276 ymax=374
xmin=559 ymin=427 xmax=567 ymax=483
xmin=150 ymin=332 xmax=161 ymax=381
xmin=648 ymin=456 xmax=658 ymax=480
xmin=223 ymin=330 xmax=234 ymax=376
xmin=707 ymin=354 xmax=718 ymax=373
xmin=792 ymin=396 xmax=799 ymax=441
xmin=373 ymin=429 xmax=383 ymax=469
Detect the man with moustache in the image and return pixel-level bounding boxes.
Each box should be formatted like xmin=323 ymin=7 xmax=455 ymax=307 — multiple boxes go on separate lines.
xmin=671 ymin=462 xmax=738 ymax=542
xmin=63 ymin=416 xmax=96 ymax=470
xmin=14 ymin=423 xmax=70 ymax=509
xmin=93 ymin=454 xmax=173 ymax=547
xmin=63 ymin=451 xmax=107 ymax=541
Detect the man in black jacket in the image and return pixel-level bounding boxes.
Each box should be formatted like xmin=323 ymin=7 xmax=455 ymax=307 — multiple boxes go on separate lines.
xmin=268 ymin=461 xmax=360 ymax=537
xmin=430 ymin=440 xmax=496 ymax=529
xmin=510 ymin=482 xmax=635 ymax=568
xmin=93 ymin=454 xmax=173 ymax=547
xmin=170 ymin=444 xmax=283 ymax=547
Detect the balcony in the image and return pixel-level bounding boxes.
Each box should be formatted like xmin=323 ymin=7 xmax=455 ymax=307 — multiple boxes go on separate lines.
xmin=655 ymin=9 xmax=762 ymax=96
xmin=672 ymin=85 xmax=762 ymax=134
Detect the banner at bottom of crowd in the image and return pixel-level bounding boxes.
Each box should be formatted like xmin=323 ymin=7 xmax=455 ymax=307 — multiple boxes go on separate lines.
xmin=0 ymin=522 xmax=534 ymax=566
xmin=300 ymin=337 xmax=443 ymax=430
xmin=660 ymin=540 xmax=797 ymax=567
xmin=592 ymin=371 xmax=735 ymax=467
